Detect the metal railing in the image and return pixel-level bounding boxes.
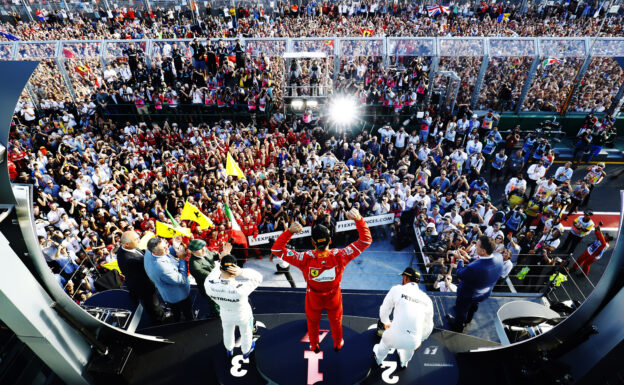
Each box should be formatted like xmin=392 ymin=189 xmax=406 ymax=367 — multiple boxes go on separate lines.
xmin=1 ymin=37 xmax=623 ymax=116
xmin=412 ymin=232 xmax=599 ymax=302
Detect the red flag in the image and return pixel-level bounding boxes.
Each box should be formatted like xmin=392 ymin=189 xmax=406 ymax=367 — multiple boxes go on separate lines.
xmin=62 ymin=48 xmax=75 ymax=59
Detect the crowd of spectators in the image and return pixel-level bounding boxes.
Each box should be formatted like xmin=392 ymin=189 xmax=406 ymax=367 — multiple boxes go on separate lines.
xmin=3 ymin=1 xmax=622 ymax=305
xmin=2 ymin=1 xmax=623 ymax=41
xmin=10 ymin=97 xmax=617 ymax=302
xmin=2 ymin=1 xmax=624 ymax=115
xmin=2 ymin=2 xmax=623 ymax=116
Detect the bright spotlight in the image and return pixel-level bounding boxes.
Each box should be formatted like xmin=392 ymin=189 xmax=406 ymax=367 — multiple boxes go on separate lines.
xmin=291 ymin=99 xmax=304 ymax=110
xmin=329 ymin=96 xmax=358 ymax=126
xmin=306 ymin=99 xmax=318 ymax=108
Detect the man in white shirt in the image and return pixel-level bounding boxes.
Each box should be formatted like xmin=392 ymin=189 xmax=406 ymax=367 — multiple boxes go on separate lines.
xmin=465 ymin=137 xmax=483 ymax=156
xmin=505 ymin=173 xmax=527 ymax=196
xmin=534 ymin=176 xmax=558 ymax=199
xmin=500 ymin=250 xmax=513 ymax=279
xmin=72 ymin=182 xmax=88 ymax=203
xmin=553 ymin=162 xmax=573 ymax=185
xmin=394 ymin=127 xmax=409 ymax=149
xmin=436 ymin=216 xmax=456 ymax=234
xmin=526 ymin=160 xmax=547 ymax=197
xmin=378 ymin=124 xmax=395 ymax=143
xmin=62 ymin=231 xmax=82 ymax=255
xmin=469 ymin=114 xmax=481 ymax=131
xmin=446 ymin=207 xmax=463 ymax=226
xmin=103 ymin=65 xmax=117 ymax=83
xmin=406 ymin=188 xmax=429 ymax=211
xmin=417 ymin=143 xmax=431 ymax=162
xmin=124 ymin=122 xmax=137 ymax=136
xmin=450 ymin=148 xmax=468 ymax=173
xmin=205 ymin=255 xmax=263 ymax=358
xmin=457 ymin=116 xmax=470 ymax=134
xmin=388 ymin=186 xmax=406 ymax=202
xmin=484 ymin=222 xmax=504 ymax=240
xmin=47 ymin=203 xmax=66 ymax=228
xmin=373 ymin=268 xmax=434 ymax=369
xmin=434 ymin=273 xmax=457 ymax=292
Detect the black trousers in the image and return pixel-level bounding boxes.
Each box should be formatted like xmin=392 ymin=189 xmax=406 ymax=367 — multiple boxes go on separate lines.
xmin=527 ymin=179 xmax=538 ymax=197
xmin=454 ymin=294 xmax=486 ymax=329
xmin=490 ymin=167 xmax=503 ymax=184
xmin=566 ymin=198 xmax=582 ymax=217
xmin=169 ymin=296 xmax=194 ymax=322
xmin=137 ymin=289 xmax=165 ymax=324
xmin=582 ymin=184 xmax=595 ymax=207
xmin=560 ymin=233 xmax=583 ymax=256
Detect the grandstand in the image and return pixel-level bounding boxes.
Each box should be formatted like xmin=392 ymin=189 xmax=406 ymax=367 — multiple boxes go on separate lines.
xmin=0 ymin=1 xmax=624 ymax=385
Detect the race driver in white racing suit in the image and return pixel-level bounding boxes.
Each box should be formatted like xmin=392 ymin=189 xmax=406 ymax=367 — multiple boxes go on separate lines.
xmin=373 ymin=267 xmax=434 ymax=368
xmin=204 ymin=254 xmax=263 ymax=358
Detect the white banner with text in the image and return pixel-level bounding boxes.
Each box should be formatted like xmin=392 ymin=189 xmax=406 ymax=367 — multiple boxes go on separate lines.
xmin=248 ymin=213 xmax=395 ymax=246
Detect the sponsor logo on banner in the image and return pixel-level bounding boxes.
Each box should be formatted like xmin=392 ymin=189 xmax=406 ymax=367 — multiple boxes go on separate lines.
xmin=335 ymin=213 xmax=395 ymax=233
xmin=248 ymin=226 xmax=312 ymax=246
xmin=248 ymin=213 xmax=394 ymax=246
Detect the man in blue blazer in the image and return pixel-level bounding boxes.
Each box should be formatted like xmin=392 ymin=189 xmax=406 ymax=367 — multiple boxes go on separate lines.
xmin=144 ymin=237 xmax=193 ymax=322
xmin=446 ymin=235 xmax=503 ymax=332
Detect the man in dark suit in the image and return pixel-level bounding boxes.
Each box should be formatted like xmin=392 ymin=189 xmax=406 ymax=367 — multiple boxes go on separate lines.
xmin=117 ymin=231 xmax=166 ymax=324
xmin=446 ymin=235 xmax=503 ymax=332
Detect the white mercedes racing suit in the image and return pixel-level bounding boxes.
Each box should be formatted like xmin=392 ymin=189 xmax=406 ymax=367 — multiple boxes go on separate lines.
xmin=374 ymin=282 xmax=434 ymax=365
xmin=204 ymin=263 xmax=263 ymax=354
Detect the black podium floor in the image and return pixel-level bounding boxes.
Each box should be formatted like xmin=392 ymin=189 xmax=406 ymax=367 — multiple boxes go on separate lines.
xmin=105 ymin=313 xmax=501 ymax=385
xmin=86 ymin=284 xmax=543 ymax=345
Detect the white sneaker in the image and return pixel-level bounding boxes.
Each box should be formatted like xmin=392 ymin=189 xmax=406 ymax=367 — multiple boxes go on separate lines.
xmin=372 ymin=344 xmax=383 ymax=367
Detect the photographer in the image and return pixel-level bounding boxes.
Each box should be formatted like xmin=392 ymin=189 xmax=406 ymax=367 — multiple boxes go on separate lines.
xmin=433 ymin=264 xmax=457 ymax=293
xmin=523 ymin=228 xmax=562 ymax=291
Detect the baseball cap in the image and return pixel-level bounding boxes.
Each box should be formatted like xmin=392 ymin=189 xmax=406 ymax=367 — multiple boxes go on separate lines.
xmin=188 ymin=239 xmax=206 ymax=252
xmin=311 ymin=224 xmax=331 ymax=248
xmin=220 ymin=254 xmax=237 ymax=271
xmin=399 ymin=267 xmax=421 ymax=281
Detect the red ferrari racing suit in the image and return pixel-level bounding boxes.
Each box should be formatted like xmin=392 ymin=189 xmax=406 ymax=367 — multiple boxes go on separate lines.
xmin=271 ymin=219 xmax=372 ymax=349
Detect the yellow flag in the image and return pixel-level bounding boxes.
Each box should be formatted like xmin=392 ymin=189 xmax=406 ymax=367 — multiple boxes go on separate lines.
xmin=180 ymin=200 xmax=214 ymax=230
xmin=156 ymin=221 xmax=192 ymax=238
xmin=102 ymin=259 xmax=121 ymax=274
xmin=138 ymin=231 xmax=155 ymax=250
xmin=226 ymin=152 xmax=245 ymax=179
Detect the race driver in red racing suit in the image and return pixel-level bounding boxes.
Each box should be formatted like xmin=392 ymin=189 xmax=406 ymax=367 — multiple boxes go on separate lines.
xmin=271 ymin=208 xmax=372 ymax=353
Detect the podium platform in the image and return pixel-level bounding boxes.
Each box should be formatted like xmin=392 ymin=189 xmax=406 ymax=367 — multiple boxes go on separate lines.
xmin=362 ymin=333 xmax=459 ymax=385
xmin=252 ymin=319 xmax=459 ymax=385
xmin=212 ymin=321 xmax=267 ymax=385
xmin=255 ymin=319 xmax=374 ymax=385
xmin=102 ymin=314 xmax=494 ymax=385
